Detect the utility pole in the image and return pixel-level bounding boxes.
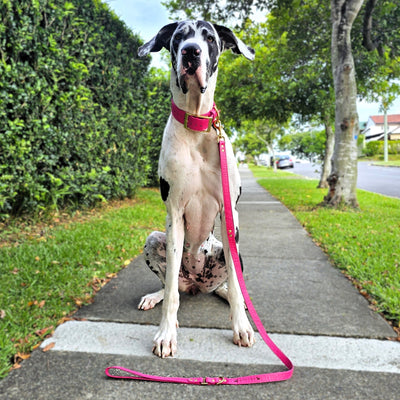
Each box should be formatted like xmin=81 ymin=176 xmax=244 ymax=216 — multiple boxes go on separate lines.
xmin=383 ymin=106 xmax=388 ymax=163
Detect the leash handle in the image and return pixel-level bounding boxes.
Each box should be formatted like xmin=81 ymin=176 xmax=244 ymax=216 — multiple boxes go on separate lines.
xmin=105 ymin=138 xmax=293 ymax=385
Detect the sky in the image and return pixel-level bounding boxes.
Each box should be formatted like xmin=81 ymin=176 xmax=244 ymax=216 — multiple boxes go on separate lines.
xmin=105 ymin=0 xmax=399 ymax=122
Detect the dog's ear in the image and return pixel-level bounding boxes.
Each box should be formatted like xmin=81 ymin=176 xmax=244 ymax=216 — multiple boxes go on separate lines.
xmin=138 ymin=22 xmax=179 ymax=57
xmin=213 ymin=24 xmax=255 ymax=61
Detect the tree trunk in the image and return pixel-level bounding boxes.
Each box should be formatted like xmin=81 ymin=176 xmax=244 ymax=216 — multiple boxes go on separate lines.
xmin=268 ymin=144 xmax=277 ymax=171
xmin=318 ymin=113 xmax=335 ymax=188
xmin=324 ymin=0 xmax=363 ymax=208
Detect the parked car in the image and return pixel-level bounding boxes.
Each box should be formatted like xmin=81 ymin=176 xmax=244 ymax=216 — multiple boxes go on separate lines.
xmin=276 ymin=155 xmax=294 ymax=169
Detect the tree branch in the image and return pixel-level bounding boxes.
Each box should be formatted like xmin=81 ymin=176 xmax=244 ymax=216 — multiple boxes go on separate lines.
xmin=362 ymin=0 xmax=383 ymax=55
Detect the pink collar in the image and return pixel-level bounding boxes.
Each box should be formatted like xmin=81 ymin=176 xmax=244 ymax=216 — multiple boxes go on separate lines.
xmin=171 ymin=99 xmax=218 ymax=132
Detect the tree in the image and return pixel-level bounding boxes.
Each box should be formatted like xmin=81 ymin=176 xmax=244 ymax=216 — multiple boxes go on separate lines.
xmin=167 ymin=0 xmax=337 ymax=188
xmin=261 ymin=3 xmax=336 ymax=188
xmin=215 ymin=23 xmax=294 ymax=126
xmin=279 ymin=127 xmax=327 ymax=163
xmin=165 ymin=0 xmax=400 ymax=206
xmin=234 ymin=119 xmax=285 ymax=167
xmin=355 ymin=0 xmax=400 ymax=163
xmin=323 ymin=0 xmax=364 ymax=208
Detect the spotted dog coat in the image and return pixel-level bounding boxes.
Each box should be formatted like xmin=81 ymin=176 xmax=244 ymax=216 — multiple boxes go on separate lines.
xmin=138 ymin=21 xmax=255 ymax=358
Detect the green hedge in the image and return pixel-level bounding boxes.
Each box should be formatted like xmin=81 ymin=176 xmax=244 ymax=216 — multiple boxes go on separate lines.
xmin=363 ymin=140 xmax=400 ymax=157
xmin=0 ymin=0 xmax=169 ymax=219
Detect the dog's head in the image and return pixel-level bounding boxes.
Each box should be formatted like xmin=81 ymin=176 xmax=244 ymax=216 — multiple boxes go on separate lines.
xmin=138 ymin=21 xmax=254 ymax=95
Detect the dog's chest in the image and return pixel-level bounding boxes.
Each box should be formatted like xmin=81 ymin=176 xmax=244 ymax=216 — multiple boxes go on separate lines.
xmin=159 ymin=121 xmax=224 ymax=245
xmin=160 ymin=122 xmax=223 ymax=205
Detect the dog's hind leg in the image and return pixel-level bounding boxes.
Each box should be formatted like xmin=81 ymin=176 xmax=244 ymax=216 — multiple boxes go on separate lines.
xmin=138 ymin=231 xmax=166 ymax=310
xmin=138 ymin=288 xmax=164 ymax=311
xmin=214 ymin=281 xmax=228 ymax=301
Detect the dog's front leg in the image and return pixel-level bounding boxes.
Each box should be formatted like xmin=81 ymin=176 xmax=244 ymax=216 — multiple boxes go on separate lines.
xmin=153 ymin=213 xmax=184 ymax=358
xmin=221 ymin=211 xmax=255 ymax=348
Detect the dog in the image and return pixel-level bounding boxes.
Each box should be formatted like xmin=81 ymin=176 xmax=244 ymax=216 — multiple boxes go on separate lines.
xmin=137 ymin=21 xmax=255 ymax=358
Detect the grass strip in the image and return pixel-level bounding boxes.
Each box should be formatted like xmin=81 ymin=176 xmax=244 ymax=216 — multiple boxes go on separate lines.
xmin=250 ymin=165 xmax=400 ymax=329
xmin=372 ymin=161 xmax=400 ymax=167
xmin=0 ymin=189 xmax=166 ymax=378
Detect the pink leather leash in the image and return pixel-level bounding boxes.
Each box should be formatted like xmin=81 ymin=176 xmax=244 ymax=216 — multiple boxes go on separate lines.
xmin=105 ymin=107 xmax=294 ymax=385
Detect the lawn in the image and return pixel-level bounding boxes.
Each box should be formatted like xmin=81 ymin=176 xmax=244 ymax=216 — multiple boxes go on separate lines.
xmin=361 ymin=154 xmax=400 ymax=167
xmin=372 ymin=160 xmax=400 ymax=167
xmin=0 ymin=189 xmax=166 ymax=378
xmin=250 ymin=165 xmax=400 ymax=331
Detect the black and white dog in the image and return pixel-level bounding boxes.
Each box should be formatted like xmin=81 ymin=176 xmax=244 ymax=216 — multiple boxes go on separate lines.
xmin=138 ymin=21 xmax=255 ymax=358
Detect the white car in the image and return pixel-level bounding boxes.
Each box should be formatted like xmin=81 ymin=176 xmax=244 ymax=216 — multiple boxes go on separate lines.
xmin=276 ymin=155 xmax=294 ymax=169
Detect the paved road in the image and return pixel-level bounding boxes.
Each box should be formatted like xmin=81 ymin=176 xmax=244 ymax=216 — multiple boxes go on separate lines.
xmin=293 ymin=161 xmax=400 ymax=198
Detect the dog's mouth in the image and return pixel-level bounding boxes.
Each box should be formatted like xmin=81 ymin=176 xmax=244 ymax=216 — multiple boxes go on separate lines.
xmin=183 ymin=62 xmax=198 ymax=76
xmin=179 ymin=64 xmax=208 ymax=94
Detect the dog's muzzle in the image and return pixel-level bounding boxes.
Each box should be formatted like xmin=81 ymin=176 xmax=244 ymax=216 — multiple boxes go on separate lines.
xmin=181 ymin=43 xmax=201 ymax=75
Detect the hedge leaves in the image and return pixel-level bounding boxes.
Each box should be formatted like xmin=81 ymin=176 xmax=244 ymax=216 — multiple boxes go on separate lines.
xmin=0 ymin=0 xmax=169 ymax=219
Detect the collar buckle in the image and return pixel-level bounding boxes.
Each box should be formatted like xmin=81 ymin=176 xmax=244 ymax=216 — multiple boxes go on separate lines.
xmin=184 ymin=112 xmax=213 ymax=132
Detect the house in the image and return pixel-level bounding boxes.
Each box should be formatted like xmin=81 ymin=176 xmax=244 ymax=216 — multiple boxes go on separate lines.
xmin=362 ymin=114 xmax=400 ymax=142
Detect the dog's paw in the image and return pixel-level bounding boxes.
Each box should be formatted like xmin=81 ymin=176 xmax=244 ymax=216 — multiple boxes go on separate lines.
xmin=232 ymin=314 xmax=255 ymax=348
xmin=138 ymin=289 xmax=164 ymax=311
xmin=152 ymin=322 xmax=178 ymax=358
xmin=233 ymin=328 xmax=255 ymax=347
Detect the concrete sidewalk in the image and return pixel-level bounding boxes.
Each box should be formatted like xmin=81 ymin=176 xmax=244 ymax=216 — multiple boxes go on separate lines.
xmin=1 ymin=165 xmax=399 ymax=399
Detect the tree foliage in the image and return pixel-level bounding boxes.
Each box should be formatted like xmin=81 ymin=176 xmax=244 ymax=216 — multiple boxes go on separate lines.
xmin=234 ymin=118 xmax=285 ymax=160
xmin=279 ymin=129 xmax=326 ymax=162
xmin=216 ymin=24 xmax=293 ymax=127
xmin=165 ymin=0 xmax=400 ymax=207
xmin=166 ymin=0 xmax=400 ymax=121
xmin=0 ymin=0 xmax=168 ymax=219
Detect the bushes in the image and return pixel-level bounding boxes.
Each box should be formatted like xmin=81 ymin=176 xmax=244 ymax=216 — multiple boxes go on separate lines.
xmin=0 ymin=0 xmax=169 ymax=219
xmin=363 ymin=140 xmax=400 ymax=157
xmin=363 ymin=141 xmax=382 ymax=157
xmin=143 ymin=69 xmax=171 ymax=187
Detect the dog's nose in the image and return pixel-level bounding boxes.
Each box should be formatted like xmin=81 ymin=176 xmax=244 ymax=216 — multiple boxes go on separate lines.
xmin=181 ymin=43 xmax=201 ymax=59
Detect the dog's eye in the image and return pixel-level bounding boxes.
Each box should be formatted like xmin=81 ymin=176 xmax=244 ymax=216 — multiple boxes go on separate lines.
xmin=207 ymin=35 xmax=215 ymax=43
xmin=174 ymin=33 xmax=182 ymax=41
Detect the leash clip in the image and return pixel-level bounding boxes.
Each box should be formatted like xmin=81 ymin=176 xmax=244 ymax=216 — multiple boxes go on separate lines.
xmin=212 ymin=105 xmax=224 ymax=142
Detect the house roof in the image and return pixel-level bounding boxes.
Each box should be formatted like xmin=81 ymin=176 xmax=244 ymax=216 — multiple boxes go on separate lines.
xmin=370 ymin=114 xmax=400 ymax=124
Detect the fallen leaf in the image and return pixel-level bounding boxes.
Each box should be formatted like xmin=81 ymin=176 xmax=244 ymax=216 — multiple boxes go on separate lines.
xmin=57 ymin=317 xmax=73 ymax=326
xmin=35 ymin=326 xmax=53 ymax=337
xmin=42 ymin=342 xmax=55 ymax=352
xmin=123 ymin=259 xmax=131 ymax=266
xmin=0 ymin=310 xmax=5 ymax=319
xmin=15 ymin=352 xmax=30 ymax=361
